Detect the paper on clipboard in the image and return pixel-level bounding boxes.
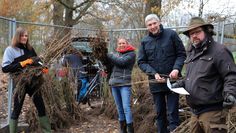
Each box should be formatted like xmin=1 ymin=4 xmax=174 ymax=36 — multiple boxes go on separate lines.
xmin=167 ymin=78 xmax=190 ymax=95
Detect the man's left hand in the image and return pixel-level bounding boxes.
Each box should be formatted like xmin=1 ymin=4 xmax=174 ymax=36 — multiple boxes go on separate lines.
xmin=223 ymin=94 xmax=236 ymax=109
xmin=169 ymin=69 xmax=179 ymax=79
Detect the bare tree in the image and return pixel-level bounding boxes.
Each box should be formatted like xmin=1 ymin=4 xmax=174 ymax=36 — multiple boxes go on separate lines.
xmin=145 ymin=0 xmax=162 ymax=17
xmin=51 ymin=0 xmax=96 ymax=36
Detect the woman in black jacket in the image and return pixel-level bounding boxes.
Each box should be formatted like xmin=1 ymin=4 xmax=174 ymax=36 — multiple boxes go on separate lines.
xmin=107 ymin=38 xmax=136 ymax=133
xmin=1 ymin=27 xmax=51 ymax=133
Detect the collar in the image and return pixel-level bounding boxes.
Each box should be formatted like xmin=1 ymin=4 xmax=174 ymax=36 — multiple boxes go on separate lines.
xmin=116 ymin=44 xmax=135 ymax=53
xmin=148 ymin=24 xmax=164 ymax=38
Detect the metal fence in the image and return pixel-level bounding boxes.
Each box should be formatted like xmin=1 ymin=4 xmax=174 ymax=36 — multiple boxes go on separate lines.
xmin=0 ymin=16 xmax=236 ymax=55
xmin=0 ymin=16 xmax=236 ymax=128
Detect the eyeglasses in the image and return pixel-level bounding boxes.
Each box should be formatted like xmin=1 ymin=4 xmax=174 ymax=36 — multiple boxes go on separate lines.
xmin=189 ymin=29 xmax=203 ymax=37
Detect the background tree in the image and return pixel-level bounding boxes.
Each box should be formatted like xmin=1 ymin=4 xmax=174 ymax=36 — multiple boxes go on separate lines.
xmin=51 ymin=0 xmax=96 ymax=36
xmin=144 ymin=0 xmax=162 ymax=18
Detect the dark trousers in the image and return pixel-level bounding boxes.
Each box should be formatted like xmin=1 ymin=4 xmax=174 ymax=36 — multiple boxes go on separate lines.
xmin=152 ymin=91 xmax=179 ymax=133
xmin=11 ymin=85 xmax=46 ymax=120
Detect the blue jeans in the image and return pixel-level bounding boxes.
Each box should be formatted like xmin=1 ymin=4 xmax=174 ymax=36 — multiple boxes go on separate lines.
xmin=77 ymin=78 xmax=89 ymax=102
xmin=153 ymin=91 xmax=179 ymax=133
xmin=112 ymin=86 xmax=133 ymax=124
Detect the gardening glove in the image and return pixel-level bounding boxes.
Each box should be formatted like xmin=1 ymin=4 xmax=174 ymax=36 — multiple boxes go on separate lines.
xmin=223 ymin=94 xmax=236 ymax=109
xmin=42 ymin=67 xmax=49 ymax=74
xmin=20 ymin=58 xmax=33 ymax=67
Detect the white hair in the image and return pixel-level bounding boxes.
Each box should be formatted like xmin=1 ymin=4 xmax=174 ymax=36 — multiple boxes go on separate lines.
xmin=145 ymin=14 xmax=160 ymax=24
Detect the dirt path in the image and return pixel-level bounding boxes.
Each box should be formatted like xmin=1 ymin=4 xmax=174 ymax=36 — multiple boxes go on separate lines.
xmin=67 ymin=101 xmax=119 ymax=133
xmin=64 ymin=115 xmax=119 ymax=133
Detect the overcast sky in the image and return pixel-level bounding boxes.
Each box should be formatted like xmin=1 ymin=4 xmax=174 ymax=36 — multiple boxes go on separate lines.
xmin=162 ymin=0 xmax=236 ymax=26
xmin=201 ymin=0 xmax=236 ymax=16
xmin=180 ymin=0 xmax=236 ymax=16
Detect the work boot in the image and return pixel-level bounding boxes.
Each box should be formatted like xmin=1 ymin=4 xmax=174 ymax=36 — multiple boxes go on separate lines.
xmin=38 ymin=116 xmax=51 ymax=133
xmin=119 ymin=120 xmax=127 ymax=133
xmin=127 ymin=122 xmax=134 ymax=133
xmin=9 ymin=119 xmax=18 ymax=133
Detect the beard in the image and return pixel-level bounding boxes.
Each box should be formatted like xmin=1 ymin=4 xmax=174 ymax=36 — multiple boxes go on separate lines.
xmin=192 ymin=37 xmax=207 ymax=48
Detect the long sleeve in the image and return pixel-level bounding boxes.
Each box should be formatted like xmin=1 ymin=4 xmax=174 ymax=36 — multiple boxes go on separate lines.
xmin=215 ymin=47 xmax=236 ymax=97
xmin=137 ymin=43 xmax=156 ymax=76
xmin=2 ymin=47 xmax=23 ymax=73
xmin=107 ymin=52 xmax=136 ymax=67
xmin=172 ymin=32 xmax=186 ymax=71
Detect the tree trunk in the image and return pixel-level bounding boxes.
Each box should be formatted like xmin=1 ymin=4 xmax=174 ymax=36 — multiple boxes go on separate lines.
xmin=52 ymin=1 xmax=66 ymax=38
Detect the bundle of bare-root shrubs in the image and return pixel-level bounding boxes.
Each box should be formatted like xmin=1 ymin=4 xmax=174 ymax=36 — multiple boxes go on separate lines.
xmin=88 ymin=36 xmax=117 ymax=117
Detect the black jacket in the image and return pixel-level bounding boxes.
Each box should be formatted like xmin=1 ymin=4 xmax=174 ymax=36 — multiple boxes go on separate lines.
xmin=138 ymin=25 xmax=186 ymax=93
xmin=2 ymin=44 xmax=38 ymax=73
xmin=108 ymin=51 xmax=136 ymax=87
xmin=182 ymin=38 xmax=236 ymax=112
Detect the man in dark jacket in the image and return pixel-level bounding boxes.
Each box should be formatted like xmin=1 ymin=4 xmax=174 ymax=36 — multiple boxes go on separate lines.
xmin=137 ymin=14 xmax=186 ymax=133
xmin=173 ymin=17 xmax=236 ymax=133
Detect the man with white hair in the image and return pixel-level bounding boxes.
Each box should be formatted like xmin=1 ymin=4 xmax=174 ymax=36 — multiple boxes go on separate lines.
xmin=137 ymin=14 xmax=186 ymax=133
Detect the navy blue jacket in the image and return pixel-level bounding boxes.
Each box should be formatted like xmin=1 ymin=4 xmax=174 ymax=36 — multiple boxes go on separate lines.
xmin=138 ymin=25 xmax=186 ymax=93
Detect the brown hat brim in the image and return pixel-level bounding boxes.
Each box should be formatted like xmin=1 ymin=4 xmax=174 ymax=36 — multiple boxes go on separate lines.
xmin=183 ymin=23 xmax=214 ymax=36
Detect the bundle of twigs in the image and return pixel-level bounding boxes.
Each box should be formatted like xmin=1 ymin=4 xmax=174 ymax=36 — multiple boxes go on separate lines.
xmin=13 ymin=66 xmax=44 ymax=101
xmin=42 ymin=33 xmax=73 ymax=64
xmin=89 ymin=38 xmax=113 ymax=77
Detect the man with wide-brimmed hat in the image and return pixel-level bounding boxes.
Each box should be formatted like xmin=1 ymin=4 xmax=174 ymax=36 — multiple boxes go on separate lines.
xmin=173 ymin=17 xmax=236 ymax=133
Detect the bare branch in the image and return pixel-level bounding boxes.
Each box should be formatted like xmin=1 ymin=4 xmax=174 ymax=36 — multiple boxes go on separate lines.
xmin=73 ymin=0 xmax=96 ymax=23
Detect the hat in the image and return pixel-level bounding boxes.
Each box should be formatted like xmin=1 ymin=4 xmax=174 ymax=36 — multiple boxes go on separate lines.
xmin=183 ymin=17 xmax=214 ymax=36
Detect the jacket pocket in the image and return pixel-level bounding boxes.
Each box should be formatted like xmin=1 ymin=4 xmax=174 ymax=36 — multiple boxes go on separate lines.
xmin=162 ymin=44 xmax=175 ymax=57
xmin=198 ymin=56 xmax=213 ymax=73
xmin=144 ymin=45 xmax=156 ymax=61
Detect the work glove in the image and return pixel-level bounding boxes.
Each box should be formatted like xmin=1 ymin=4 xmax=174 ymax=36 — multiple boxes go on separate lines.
xmin=42 ymin=68 xmax=49 ymax=74
xmin=20 ymin=58 xmax=33 ymax=67
xmin=223 ymin=94 xmax=236 ymax=109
